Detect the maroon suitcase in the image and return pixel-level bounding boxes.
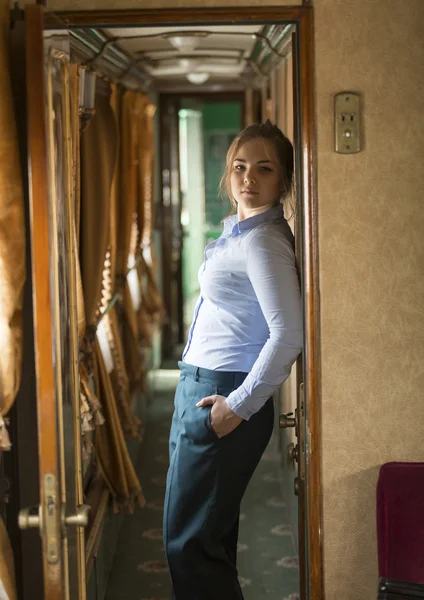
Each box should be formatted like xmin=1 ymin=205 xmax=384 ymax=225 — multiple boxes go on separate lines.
xmin=377 ymin=462 xmax=424 ymax=584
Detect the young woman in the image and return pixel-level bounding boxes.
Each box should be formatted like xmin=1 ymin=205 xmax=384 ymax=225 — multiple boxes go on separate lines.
xmin=163 ymin=120 xmax=303 ymax=600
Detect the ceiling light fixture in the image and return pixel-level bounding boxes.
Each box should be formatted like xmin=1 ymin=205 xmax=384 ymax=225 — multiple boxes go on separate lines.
xmin=168 ymin=36 xmax=198 ymax=53
xmin=186 ymin=72 xmax=210 ymax=85
xmin=163 ymin=31 xmax=210 ymax=53
xmin=179 ymin=58 xmax=196 ymax=70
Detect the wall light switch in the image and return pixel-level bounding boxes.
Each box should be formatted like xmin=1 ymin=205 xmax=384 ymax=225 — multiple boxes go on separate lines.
xmin=334 ymin=92 xmax=361 ymax=154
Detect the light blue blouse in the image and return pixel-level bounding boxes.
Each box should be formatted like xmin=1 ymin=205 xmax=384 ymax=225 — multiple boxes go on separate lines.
xmin=182 ymin=204 xmax=303 ymax=420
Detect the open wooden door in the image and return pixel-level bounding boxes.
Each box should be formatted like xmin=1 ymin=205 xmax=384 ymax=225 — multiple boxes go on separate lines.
xmin=286 ymin=14 xmax=322 ymax=600
xmin=292 ymin=29 xmax=307 ymax=600
xmin=277 ymin=26 xmax=310 ymax=600
xmin=16 ymin=6 xmax=87 ymax=599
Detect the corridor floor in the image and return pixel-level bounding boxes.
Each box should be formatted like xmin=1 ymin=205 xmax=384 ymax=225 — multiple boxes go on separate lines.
xmin=105 ymin=369 xmax=300 ymax=600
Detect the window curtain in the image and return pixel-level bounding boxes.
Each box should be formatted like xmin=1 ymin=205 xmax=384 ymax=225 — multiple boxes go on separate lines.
xmin=69 ymin=64 xmax=101 ymax=455
xmin=0 ymin=0 xmax=23 ymax=596
xmin=136 ymin=100 xmax=165 ymax=346
xmin=80 ymin=82 xmax=143 ymax=510
xmin=117 ymin=90 xmax=146 ymax=395
xmin=70 ymin=65 xmax=86 ymax=344
xmin=139 ymin=101 xmax=155 ymax=249
xmin=94 ymin=336 xmax=144 ymax=512
xmin=107 ymin=84 xmax=140 ymax=439
xmin=0 ymin=518 xmax=15 ymax=600
xmin=80 ymin=84 xmax=116 ymax=329
xmin=0 ymin=0 xmax=25 ymax=451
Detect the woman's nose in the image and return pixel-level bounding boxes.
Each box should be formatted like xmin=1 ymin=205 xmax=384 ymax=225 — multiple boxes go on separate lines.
xmin=244 ymin=171 xmax=255 ymax=184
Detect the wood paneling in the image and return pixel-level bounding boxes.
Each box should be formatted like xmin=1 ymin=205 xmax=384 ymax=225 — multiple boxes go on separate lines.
xmin=45 ymin=7 xmax=311 ymax=28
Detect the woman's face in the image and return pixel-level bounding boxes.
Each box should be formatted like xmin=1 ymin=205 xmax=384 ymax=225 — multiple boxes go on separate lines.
xmin=230 ymin=138 xmax=281 ymax=212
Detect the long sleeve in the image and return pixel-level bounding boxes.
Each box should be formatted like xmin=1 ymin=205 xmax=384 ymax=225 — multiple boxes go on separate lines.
xmin=225 ymin=227 xmax=303 ymax=420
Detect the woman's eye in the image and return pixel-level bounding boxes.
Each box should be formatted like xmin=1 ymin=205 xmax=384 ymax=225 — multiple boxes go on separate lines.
xmin=233 ymin=164 xmax=272 ymax=173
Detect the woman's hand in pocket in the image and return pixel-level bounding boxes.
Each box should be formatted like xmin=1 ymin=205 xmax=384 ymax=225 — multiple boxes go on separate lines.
xmin=196 ymin=395 xmax=243 ymax=438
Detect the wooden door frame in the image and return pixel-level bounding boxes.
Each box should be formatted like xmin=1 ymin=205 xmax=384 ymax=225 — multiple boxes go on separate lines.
xmin=46 ymin=6 xmax=323 ymax=599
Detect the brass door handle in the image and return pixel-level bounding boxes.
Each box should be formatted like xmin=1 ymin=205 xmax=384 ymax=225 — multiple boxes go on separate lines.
xmin=279 ymin=412 xmax=296 ymax=428
xmin=64 ymin=504 xmax=90 ymax=528
xmin=18 ymin=506 xmax=41 ymax=530
xmin=19 ymin=504 xmax=90 ymax=531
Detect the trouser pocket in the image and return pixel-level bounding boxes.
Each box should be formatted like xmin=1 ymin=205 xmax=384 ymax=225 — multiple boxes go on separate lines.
xmin=177 ymin=377 xmax=219 ymax=443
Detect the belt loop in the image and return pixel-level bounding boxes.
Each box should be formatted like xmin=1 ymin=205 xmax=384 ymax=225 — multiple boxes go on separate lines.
xmin=194 ymin=367 xmax=199 ymax=382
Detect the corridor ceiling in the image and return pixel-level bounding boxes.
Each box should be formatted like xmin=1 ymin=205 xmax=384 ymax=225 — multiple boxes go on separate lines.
xmin=70 ymin=23 xmax=293 ymax=92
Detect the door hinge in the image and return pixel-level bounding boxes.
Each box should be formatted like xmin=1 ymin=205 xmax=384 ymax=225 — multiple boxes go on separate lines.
xmin=298 ymin=383 xmax=306 ymax=482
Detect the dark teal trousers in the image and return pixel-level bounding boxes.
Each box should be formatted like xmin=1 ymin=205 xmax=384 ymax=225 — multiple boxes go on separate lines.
xmin=163 ymin=361 xmax=274 ymax=600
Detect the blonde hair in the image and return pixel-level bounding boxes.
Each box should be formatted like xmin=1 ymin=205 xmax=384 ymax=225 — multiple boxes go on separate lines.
xmin=219 ymin=120 xmax=294 ymax=216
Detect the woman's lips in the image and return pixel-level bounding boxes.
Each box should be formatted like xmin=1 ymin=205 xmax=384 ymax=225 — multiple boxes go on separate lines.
xmin=242 ymin=190 xmax=259 ymax=195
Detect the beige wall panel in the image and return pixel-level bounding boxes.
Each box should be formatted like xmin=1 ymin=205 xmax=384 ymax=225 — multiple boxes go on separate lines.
xmin=315 ymin=0 xmax=424 ymax=598
xmin=48 ymin=0 xmax=301 ymax=10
